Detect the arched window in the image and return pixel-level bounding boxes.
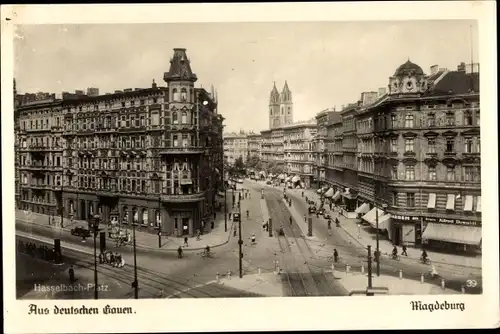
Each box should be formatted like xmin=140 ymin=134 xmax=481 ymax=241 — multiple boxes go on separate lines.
xmin=172 ymin=111 xmax=178 ymax=124
xmin=122 ymin=206 xmax=129 ymax=224
xmin=151 ymin=174 xmax=160 ymax=193
xmin=181 ymin=88 xmax=187 ymax=102
xmin=142 ymin=209 xmax=148 ymax=226
xmin=181 ymin=111 xmax=188 ymax=124
xmin=464 ymin=111 xmax=473 ymax=126
xmin=172 ymin=88 xmax=179 ymax=101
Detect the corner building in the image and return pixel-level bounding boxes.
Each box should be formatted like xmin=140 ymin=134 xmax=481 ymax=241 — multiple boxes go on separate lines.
xmin=324 ymin=60 xmax=481 ymax=252
xmin=16 ymin=48 xmax=224 ymax=237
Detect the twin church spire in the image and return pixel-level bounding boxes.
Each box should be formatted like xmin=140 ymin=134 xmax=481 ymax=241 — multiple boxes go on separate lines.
xmin=269 ymin=81 xmax=293 ymax=129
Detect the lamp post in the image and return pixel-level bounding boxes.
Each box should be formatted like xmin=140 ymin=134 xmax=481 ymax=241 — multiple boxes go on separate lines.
xmin=238 ymin=201 xmax=243 ymax=278
xmin=367 ymin=245 xmax=374 ymax=296
xmin=59 ymin=172 xmax=64 ymax=228
xmin=91 ymin=214 xmax=100 ymax=299
xmin=224 ymin=182 xmax=228 ymax=232
xmin=132 ymin=217 xmax=139 ymax=299
xmin=375 ymin=202 xmax=388 ymax=277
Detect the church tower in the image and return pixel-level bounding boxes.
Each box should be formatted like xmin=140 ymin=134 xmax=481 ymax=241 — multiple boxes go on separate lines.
xmin=269 ymin=82 xmax=280 ymax=129
xmin=280 ymin=80 xmax=293 ymax=125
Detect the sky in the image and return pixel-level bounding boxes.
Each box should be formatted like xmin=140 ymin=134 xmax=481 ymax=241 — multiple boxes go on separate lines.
xmin=14 ymin=21 xmax=478 ymax=133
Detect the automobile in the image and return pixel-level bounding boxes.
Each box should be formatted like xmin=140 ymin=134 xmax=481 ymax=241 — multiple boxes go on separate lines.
xmin=266 ymin=180 xmax=272 ymax=185
xmin=233 ymin=213 xmax=241 ymax=222
xmin=308 ymin=206 xmax=316 ymax=214
xmin=70 ymin=226 xmax=91 ymax=238
xmin=317 ymin=209 xmax=325 ymax=216
xmin=237 ymin=179 xmax=244 ymax=184
xmin=324 ymin=213 xmax=332 ymax=220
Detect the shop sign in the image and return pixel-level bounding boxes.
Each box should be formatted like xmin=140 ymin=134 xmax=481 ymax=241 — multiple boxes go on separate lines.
xmin=423 ymin=217 xmax=481 ymax=227
xmin=391 ymin=214 xmax=420 ymax=222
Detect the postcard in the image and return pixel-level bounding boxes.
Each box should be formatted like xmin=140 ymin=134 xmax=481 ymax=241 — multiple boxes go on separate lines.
xmin=2 ymin=2 xmax=498 ymax=332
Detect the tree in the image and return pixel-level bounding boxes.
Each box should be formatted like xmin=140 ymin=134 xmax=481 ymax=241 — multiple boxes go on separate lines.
xmin=246 ymin=155 xmax=263 ymax=170
xmin=234 ymin=156 xmax=245 ymax=175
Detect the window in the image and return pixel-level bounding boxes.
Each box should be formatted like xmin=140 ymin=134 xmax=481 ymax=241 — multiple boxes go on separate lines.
xmin=172 ymin=112 xmax=178 ymax=124
xmin=476 ymin=137 xmax=480 ymax=153
xmin=427 ymin=138 xmax=436 ymax=153
xmin=121 ymin=102 xmax=125 ymax=108
xmin=427 ymin=113 xmax=435 ymax=127
xmin=405 ymin=165 xmax=415 ymax=180
xmin=172 ymin=88 xmax=179 ymax=101
xmin=404 ymin=115 xmax=414 ymax=128
xmin=140 ymin=99 xmax=145 ymax=106
xmin=475 ymin=110 xmax=480 ymax=125
xmin=428 ymin=166 xmax=437 ymax=180
xmin=173 ymin=135 xmax=179 ymax=147
xmin=464 ymin=166 xmax=474 ymax=181
xmin=406 ymin=193 xmax=415 ymax=207
xmin=464 ymin=111 xmax=473 ymax=125
xmin=181 ymin=88 xmax=187 ymax=101
xmin=181 ymin=111 xmax=187 ymax=124
xmin=390 ymin=138 xmax=398 ymax=152
xmin=464 ymin=138 xmax=473 ymax=153
xmin=404 ymin=138 xmax=414 ymax=153
xmin=446 ymin=139 xmax=454 ymax=152
xmin=131 ymin=101 xmax=135 ymax=107
xmin=391 ymin=165 xmax=398 ymax=179
xmin=446 ymin=112 xmax=455 ymax=126
xmin=446 ymin=166 xmax=455 ymax=181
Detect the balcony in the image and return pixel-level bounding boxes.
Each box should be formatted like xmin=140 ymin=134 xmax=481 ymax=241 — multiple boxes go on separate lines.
xmin=21 ymin=145 xmax=64 ymax=152
xmin=161 ymin=191 xmax=206 ymax=203
xmin=29 ymin=184 xmax=51 ymax=190
xmin=444 ymin=150 xmax=457 ymax=156
xmin=159 ymin=146 xmax=205 ymax=155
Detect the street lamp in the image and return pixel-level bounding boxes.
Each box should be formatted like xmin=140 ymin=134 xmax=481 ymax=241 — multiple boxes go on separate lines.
xmin=91 ymin=214 xmax=100 ymax=299
xmin=131 ymin=217 xmax=139 ymax=299
xmin=238 ymin=200 xmax=243 ymax=278
xmin=375 ymin=202 xmax=388 ymax=277
xmin=158 ymin=196 xmax=162 ymax=248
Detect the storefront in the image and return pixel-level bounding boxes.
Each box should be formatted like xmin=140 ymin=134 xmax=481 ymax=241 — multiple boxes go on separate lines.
xmin=421 ymin=217 xmax=482 ymax=252
xmin=341 ymin=188 xmax=358 ymax=218
xmin=390 ymin=214 xmax=421 ymax=247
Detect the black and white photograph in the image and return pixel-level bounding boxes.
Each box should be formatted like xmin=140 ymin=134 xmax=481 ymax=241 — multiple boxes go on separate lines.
xmin=2 ymin=2 xmax=498 ymax=332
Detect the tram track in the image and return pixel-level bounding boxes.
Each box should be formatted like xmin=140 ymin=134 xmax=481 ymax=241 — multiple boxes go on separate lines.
xmin=266 ymin=192 xmax=347 ymax=296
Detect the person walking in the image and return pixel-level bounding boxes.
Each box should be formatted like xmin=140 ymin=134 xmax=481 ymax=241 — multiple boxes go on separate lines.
xmin=177 ymin=246 xmax=183 ymax=259
xmin=183 ymin=237 xmax=188 ymax=247
xmin=402 ymin=244 xmax=408 ymax=256
xmin=333 ymin=249 xmax=339 ymax=263
xmin=289 ymin=216 xmax=293 ymax=226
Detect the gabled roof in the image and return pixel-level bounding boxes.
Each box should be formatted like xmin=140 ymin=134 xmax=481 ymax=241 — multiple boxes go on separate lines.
xmin=430 ymin=71 xmax=479 ymax=95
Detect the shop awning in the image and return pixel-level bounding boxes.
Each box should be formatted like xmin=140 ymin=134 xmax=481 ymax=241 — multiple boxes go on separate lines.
xmin=355 ymin=203 xmax=370 ymax=214
xmin=422 ymin=223 xmax=482 ymax=246
xmin=446 ymin=194 xmax=455 ymax=210
xmin=362 ymin=207 xmax=390 ymax=230
xmin=332 ymin=191 xmax=341 ymax=201
xmin=476 ymin=196 xmax=481 ymax=212
xmin=463 ymin=195 xmax=473 ymax=212
xmin=292 ymin=176 xmax=300 ymax=183
xmin=427 ymin=193 xmax=436 ymax=209
xmin=324 ymin=188 xmax=334 ymax=198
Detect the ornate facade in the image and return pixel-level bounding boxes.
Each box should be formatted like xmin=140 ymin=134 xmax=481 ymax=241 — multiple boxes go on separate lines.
xmin=223 ymin=131 xmax=248 ymax=165
xmin=319 ymin=60 xmax=481 ymax=250
xmin=269 ymin=81 xmax=294 ymax=129
xmin=283 ymin=121 xmax=317 ymax=188
xmin=15 ymin=48 xmax=224 ymax=237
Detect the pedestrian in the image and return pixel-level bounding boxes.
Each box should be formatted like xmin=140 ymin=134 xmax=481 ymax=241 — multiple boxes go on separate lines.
xmin=229 ymin=212 xmax=232 ymax=219
xmin=289 ymin=216 xmax=292 ymax=226
xmin=68 ymin=265 xmax=75 ymax=283
xmin=177 ymin=246 xmax=183 ymax=259
xmin=333 ymin=249 xmax=339 ymax=263
xmin=213 ymin=212 xmax=216 ymax=220
xmin=184 ymin=237 xmax=188 ymax=247
xmin=402 ymin=244 xmax=408 ymax=256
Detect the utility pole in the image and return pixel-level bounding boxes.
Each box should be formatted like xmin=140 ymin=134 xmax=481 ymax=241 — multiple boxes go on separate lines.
xmin=92 ymin=215 xmax=99 ymax=300
xmin=367 ymin=245 xmax=373 ymax=296
xmin=132 ymin=221 xmax=139 ymax=299
xmin=375 ymin=207 xmax=380 ymax=277
xmin=60 ymin=172 xmax=64 ymax=228
xmin=224 ymin=183 xmax=228 ymax=232
xmin=238 ymin=201 xmax=243 ymax=278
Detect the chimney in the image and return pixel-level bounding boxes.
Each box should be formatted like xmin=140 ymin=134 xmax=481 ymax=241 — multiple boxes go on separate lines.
xmin=430 ymin=65 xmax=439 ymax=75
xmin=152 ymin=79 xmax=157 ymax=89
xmin=457 ymin=62 xmax=466 ymax=72
xmin=378 ymin=87 xmax=387 ymax=97
xmin=361 ymin=91 xmax=378 ymax=106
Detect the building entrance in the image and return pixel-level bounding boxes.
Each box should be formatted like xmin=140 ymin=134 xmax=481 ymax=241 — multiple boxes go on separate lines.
xmin=182 ymin=218 xmax=189 ymax=235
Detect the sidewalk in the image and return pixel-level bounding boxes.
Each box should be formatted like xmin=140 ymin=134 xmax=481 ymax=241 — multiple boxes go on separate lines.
xmin=288 ymin=188 xmax=482 ymax=270
xmin=15 ymin=209 xmax=233 ymax=252
xmin=335 ymin=271 xmax=457 ymax=295
xmin=215 ymin=272 xmax=283 ymax=297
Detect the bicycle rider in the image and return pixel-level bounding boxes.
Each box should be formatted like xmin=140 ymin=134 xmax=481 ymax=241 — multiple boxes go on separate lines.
xmin=421 ymin=249 xmax=428 ymax=263
xmin=392 ymin=246 xmax=398 ymax=259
